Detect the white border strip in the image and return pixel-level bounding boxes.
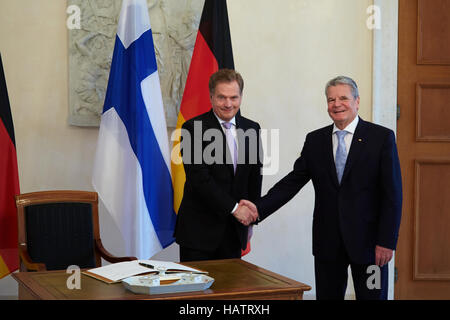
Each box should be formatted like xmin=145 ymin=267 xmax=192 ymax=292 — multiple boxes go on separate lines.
xmin=372 ymin=0 xmax=399 ymax=300
xmin=372 ymin=0 xmax=399 ymax=134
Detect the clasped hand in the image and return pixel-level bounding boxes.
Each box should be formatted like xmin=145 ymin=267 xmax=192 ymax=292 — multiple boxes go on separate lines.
xmin=232 ymin=200 xmax=259 ymax=226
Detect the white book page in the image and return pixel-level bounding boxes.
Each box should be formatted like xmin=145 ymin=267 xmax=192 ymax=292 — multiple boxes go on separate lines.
xmin=87 ymin=261 xmax=150 ymax=282
xmin=86 ymin=260 xmax=207 ymax=283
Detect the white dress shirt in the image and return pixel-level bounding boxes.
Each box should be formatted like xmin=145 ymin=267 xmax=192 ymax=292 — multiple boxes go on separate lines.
xmin=214 ymin=113 xmax=237 ymax=141
xmin=332 ymin=116 xmax=359 ymax=160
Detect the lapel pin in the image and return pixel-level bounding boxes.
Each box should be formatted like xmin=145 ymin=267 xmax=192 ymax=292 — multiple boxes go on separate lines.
xmin=358 ymin=138 xmax=362 ymax=142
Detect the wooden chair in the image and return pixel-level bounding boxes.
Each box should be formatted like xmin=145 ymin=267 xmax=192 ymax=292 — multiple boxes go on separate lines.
xmin=15 ymin=190 xmax=136 ymax=271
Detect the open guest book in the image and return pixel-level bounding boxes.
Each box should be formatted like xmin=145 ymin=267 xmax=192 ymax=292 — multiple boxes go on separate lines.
xmin=82 ymin=260 xmax=208 ymax=284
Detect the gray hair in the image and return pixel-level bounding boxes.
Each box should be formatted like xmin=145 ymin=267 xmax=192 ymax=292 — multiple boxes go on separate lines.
xmin=325 ymin=76 xmax=359 ymax=98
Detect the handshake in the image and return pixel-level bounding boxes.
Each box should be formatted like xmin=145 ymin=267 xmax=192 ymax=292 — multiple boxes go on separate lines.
xmin=232 ymin=200 xmax=258 ymax=226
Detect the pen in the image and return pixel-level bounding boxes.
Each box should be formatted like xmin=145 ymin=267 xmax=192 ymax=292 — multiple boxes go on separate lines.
xmin=139 ymin=262 xmax=155 ymax=269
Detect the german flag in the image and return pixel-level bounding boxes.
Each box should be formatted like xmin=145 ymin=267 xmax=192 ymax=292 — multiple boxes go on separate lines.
xmin=0 ymin=53 xmax=20 ymax=279
xmin=171 ymin=1 xmax=252 ymax=255
xmin=171 ymin=0 xmax=234 ymax=214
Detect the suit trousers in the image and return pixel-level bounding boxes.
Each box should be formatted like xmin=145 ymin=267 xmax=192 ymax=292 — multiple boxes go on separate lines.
xmin=314 ymin=240 xmax=388 ymax=300
xmin=179 ymin=218 xmax=242 ymax=262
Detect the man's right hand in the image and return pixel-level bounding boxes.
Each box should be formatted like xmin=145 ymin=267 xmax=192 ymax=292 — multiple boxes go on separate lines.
xmin=233 ymin=200 xmax=259 ymax=226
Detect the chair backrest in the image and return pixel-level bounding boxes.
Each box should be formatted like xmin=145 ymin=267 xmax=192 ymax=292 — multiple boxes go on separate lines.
xmin=16 ymin=190 xmax=102 ymax=271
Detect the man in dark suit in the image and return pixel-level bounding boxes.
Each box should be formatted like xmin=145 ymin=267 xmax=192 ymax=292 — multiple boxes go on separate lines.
xmin=241 ymin=76 xmax=402 ymax=300
xmin=174 ymin=69 xmax=262 ymax=262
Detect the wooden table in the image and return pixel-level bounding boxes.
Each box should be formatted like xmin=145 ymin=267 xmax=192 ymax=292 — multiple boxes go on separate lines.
xmin=13 ymin=259 xmax=311 ymax=300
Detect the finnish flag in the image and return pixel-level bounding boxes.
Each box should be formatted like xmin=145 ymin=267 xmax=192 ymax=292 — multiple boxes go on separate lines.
xmin=92 ymin=0 xmax=176 ymax=259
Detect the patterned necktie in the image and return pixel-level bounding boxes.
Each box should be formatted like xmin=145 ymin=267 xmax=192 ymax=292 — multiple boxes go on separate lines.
xmin=222 ymin=122 xmax=237 ymax=173
xmin=335 ymin=130 xmax=348 ymax=184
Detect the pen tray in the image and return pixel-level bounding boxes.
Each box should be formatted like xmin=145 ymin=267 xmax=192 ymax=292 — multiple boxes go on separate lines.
xmin=122 ymin=273 xmax=214 ymax=295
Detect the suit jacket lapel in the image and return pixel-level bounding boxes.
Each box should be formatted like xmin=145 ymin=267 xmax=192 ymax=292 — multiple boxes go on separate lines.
xmin=324 ymin=125 xmax=340 ymax=187
xmin=341 ymin=117 xmax=367 ymax=184
xmin=234 ymin=114 xmax=245 ymax=177
xmin=205 ymin=109 xmax=220 ymax=129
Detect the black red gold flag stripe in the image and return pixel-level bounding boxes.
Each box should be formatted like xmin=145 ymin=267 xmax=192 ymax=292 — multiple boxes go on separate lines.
xmin=0 ymin=52 xmax=20 ymax=279
xmin=171 ymin=1 xmax=252 ymax=255
xmin=172 ymin=0 xmax=234 ymax=213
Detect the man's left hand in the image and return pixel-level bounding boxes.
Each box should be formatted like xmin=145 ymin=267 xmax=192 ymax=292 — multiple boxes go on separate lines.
xmin=375 ymin=245 xmax=393 ymax=267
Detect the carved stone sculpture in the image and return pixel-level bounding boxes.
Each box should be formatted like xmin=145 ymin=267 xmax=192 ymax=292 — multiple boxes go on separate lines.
xmin=68 ymin=0 xmax=203 ymax=128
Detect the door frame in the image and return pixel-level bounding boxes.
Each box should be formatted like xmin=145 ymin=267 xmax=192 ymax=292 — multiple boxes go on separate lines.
xmin=371 ymin=0 xmax=399 ymax=300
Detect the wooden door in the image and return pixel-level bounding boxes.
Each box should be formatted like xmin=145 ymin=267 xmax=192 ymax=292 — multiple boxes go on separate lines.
xmin=396 ymin=0 xmax=450 ymax=299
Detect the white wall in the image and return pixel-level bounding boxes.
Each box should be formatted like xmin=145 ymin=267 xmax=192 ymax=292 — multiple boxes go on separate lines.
xmin=0 ymin=0 xmax=383 ymax=299
xmin=0 ymin=0 xmax=99 ymax=299
xmin=228 ymin=0 xmax=373 ymax=299
xmin=372 ymin=0 xmax=399 ymax=300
